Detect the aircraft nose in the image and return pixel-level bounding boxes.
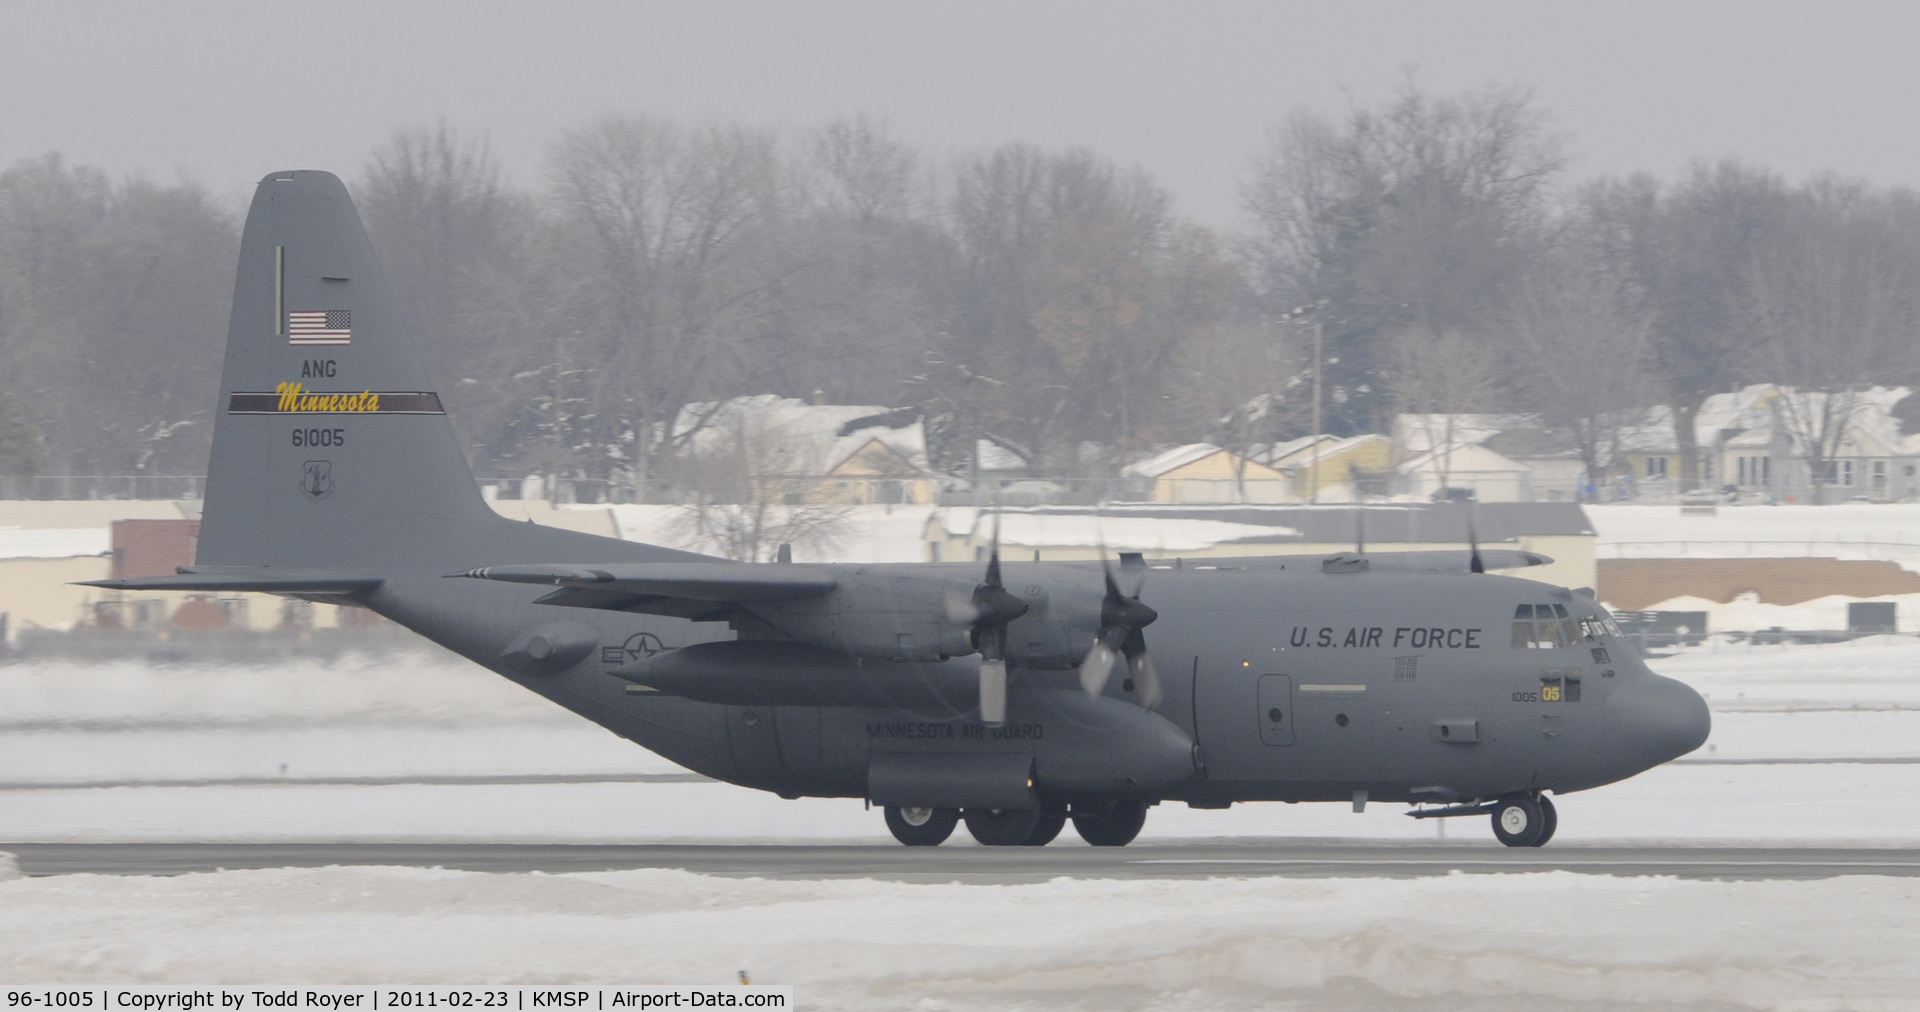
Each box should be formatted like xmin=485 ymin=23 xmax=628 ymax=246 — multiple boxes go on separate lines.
xmin=1607 ymin=673 xmax=1711 ymax=765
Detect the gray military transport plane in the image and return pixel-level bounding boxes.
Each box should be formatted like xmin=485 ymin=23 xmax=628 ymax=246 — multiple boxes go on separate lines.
xmin=86 ymin=170 xmax=1710 ymax=848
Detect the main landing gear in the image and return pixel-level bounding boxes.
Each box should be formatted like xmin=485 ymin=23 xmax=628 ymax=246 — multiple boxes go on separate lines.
xmin=883 ymin=805 xmax=959 ymax=846
xmin=881 ymin=801 xmax=1150 ymax=847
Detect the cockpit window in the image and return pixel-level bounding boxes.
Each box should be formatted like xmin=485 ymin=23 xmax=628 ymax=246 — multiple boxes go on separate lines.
xmin=1512 ymin=604 xmax=1569 ymax=648
xmin=1514 ymin=603 xmax=1613 ymax=649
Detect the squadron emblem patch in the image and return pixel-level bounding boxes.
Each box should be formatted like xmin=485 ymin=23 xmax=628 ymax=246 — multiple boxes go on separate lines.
xmin=300 ymin=459 xmax=335 ymax=501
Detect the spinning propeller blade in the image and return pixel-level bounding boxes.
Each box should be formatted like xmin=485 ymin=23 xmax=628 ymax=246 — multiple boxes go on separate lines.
xmin=1468 ymin=503 xmax=1485 ymax=574
xmin=960 ymin=507 xmax=1025 ymax=725
xmin=1078 ymin=545 xmax=1160 ymax=708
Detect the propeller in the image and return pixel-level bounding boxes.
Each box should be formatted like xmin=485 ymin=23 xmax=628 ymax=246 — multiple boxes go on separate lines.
xmin=1468 ymin=503 xmax=1485 ymax=574
xmin=1077 ymin=555 xmax=1162 ymax=710
xmin=945 ymin=509 xmax=1028 ymax=726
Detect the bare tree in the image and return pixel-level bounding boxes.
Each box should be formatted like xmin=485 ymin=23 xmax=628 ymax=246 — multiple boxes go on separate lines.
xmin=358 ymin=123 xmax=547 ymax=473
xmin=545 ymin=115 xmax=785 ymax=495
xmin=0 ymin=389 xmax=42 ymax=478
xmin=1390 ymin=326 xmax=1503 ymax=495
xmin=669 ymin=410 xmax=853 ymax=562
xmin=1744 ymin=181 xmax=1920 ymax=502
xmin=0 ymin=155 xmax=234 ymax=477
xmin=1242 ymin=82 xmax=1565 ymax=431
xmin=1586 ymin=162 xmax=1788 ymax=491
xmin=1502 ymin=238 xmax=1654 ymax=494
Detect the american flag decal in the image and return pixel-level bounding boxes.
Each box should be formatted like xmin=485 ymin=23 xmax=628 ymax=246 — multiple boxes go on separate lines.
xmin=288 ymin=310 xmax=351 ymax=346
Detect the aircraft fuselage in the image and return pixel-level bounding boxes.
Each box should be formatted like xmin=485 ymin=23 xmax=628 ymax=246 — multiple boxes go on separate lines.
xmin=360 ymin=560 xmax=1706 ymax=812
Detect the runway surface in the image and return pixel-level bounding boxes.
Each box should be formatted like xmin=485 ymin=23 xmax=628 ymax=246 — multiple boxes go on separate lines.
xmin=7 ymin=842 xmax=1917 ymax=882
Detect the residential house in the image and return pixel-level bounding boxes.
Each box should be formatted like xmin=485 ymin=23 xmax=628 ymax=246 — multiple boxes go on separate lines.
xmin=1261 ymin=434 xmax=1393 ymax=501
xmin=674 ymin=396 xmax=937 ymax=505
xmin=1396 ymin=441 xmax=1535 ymax=502
xmin=1122 ymin=443 xmax=1290 ymax=503
xmin=1614 ymin=385 xmax=1920 ymax=501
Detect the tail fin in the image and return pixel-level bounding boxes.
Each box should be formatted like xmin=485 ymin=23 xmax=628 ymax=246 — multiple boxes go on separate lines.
xmin=198 ymin=170 xmax=702 ymax=569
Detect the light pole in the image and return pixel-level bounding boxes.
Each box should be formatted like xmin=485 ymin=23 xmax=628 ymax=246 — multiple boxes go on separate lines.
xmin=1310 ymin=320 xmax=1323 ymax=504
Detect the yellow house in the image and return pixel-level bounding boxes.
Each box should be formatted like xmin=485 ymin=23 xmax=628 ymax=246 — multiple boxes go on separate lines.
xmin=1268 ymin=434 xmax=1393 ymax=500
xmin=676 ymin=396 xmax=938 ymax=507
xmin=1122 ymin=444 xmax=1290 ymax=503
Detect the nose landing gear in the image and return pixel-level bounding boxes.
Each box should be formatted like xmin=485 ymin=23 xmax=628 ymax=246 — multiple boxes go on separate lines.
xmin=1407 ymin=791 xmax=1558 ymax=847
xmin=1490 ymin=792 xmax=1558 ymax=847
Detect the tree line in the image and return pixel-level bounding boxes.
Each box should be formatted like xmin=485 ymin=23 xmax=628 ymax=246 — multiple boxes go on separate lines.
xmin=4 ymin=83 xmax=1919 ymax=495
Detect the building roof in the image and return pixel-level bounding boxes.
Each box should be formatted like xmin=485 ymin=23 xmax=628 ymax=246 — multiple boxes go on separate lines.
xmin=1123 ymin=443 xmax=1227 ymax=478
xmin=674 ymin=395 xmax=930 ymax=475
xmin=1267 ymin=433 xmax=1389 ymax=468
xmin=1393 ymin=414 xmax=1536 ymax=457
xmin=973 ymin=440 xmax=1028 ymax=472
xmin=1396 ymin=441 xmax=1531 ymax=476
xmin=1249 ymin=434 xmax=1335 ymax=466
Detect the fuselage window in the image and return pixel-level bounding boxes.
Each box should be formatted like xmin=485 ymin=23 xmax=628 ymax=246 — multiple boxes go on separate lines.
xmin=1541 ymin=670 xmax=1582 ymax=702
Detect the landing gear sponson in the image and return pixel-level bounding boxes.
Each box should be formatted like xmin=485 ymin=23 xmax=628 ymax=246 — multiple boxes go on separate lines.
xmin=883 ymin=800 xmax=1150 ymax=847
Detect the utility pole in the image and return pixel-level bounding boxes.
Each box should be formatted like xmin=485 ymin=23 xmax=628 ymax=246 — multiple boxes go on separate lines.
xmin=1310 ymin=320 xmax=1323 ymax=504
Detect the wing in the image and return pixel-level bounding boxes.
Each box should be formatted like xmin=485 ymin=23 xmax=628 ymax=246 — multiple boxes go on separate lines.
xmin=453 ymin=562 xmax=838 ymax=620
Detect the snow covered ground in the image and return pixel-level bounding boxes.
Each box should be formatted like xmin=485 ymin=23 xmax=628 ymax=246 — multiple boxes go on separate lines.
xmin=3 ymin=640 xmax=1917 ymax=1006
xmin=3 ymin=862 xmax=1915 ymax=1010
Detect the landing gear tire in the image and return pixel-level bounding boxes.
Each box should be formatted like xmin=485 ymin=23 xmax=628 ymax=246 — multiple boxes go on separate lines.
xmin=1073 ymin=800 xmax=1148 ymax=847
xmin=884 ymin=805 xmax=958 ymax=846
xmin=1025 ymin=812 xmax=1066 ymax=846
xmin=1529 ymin=794 xmax=1558 ymax=847
xmin=1490 ymin=793 xmax=1546 ymax=847
xmin=964 ymin=807 xmax=1059 ymax=846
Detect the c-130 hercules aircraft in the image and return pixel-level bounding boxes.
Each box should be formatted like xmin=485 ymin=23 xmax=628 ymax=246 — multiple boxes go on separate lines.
xmin=89 ymin=171 xmax=1710 ymax=848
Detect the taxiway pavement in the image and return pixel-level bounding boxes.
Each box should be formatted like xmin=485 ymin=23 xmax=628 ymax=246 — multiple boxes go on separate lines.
xmin=5 ymin=842 xmax=1916 ymax=882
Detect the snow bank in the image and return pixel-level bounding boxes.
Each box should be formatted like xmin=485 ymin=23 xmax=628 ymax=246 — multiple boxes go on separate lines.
xmin=1589 ymin=503 xmax=1920 ymax=550
xmin=607 ymin=504 xmax=939 ymax=563
xmin=0 ymin=865 xmax=1912 ymax=1010
xmin=0 ymin=526 xmax=109 ymax=560
xmin=0 ymin=654 xmax=566 ymax=729
xmin=1607 ymin=592 xmax=1920 ymax=635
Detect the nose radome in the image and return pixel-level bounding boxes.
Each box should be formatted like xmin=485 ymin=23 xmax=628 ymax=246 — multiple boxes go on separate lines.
xmin=1607 ymin=673 xmax=1711 ymax=765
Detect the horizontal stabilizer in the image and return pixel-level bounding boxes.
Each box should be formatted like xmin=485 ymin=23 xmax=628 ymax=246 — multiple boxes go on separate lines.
xmin=78 ymin=568 xmax=384 ymax=594
xmin=451 ymin=563 xmax=836 ymax=615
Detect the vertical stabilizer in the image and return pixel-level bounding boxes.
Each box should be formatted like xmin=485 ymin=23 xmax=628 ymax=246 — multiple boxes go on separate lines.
xmin=198 ymin=170 xmax=699 ymax=569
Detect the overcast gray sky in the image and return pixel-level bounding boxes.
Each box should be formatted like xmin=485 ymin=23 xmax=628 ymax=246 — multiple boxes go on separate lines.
xmin=2 ymin=1 xmax=1913 ymax=228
